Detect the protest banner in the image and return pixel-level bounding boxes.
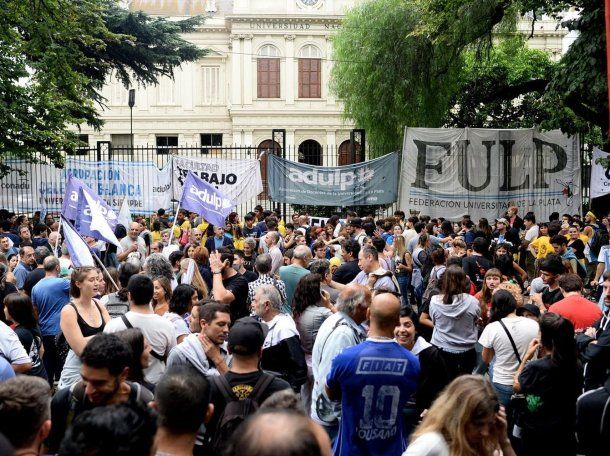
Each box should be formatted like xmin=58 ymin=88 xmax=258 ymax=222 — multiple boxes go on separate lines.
xmin=0 ymin=159 xmax=172 ymax=214
xmin=590 ymin=148 xmax=610 ymax=199
xmin=399 ymin=128 xmax=580 ymax=220
xmin=172 ymin=156 xmax=262 ymax=204
xmin=266 ymin=152 xmax=400 ymax=206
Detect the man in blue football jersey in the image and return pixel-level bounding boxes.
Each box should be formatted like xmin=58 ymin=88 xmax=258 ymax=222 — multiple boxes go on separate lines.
xmin=325 ymin=291 xmax=420 ymax=456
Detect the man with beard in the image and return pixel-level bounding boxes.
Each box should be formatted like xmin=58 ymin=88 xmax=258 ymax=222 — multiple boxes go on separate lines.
xmin=46 ymin=333 xmax=153 ymax=453
xmin=167 ymin=301 xmax=232 ymax=377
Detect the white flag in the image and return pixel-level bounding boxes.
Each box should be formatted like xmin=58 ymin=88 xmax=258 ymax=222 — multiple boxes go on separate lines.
xmin=117 ymin=197 xmax=132 ymax=229
xmin=61 ymin=216 xmax=95 ymax=267
xmin=82 ymin=190 xmax=122 ymax=248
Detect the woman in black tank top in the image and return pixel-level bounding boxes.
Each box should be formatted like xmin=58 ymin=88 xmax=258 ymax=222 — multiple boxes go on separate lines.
xmin=58 ymin=267 xmax=111 ymax=389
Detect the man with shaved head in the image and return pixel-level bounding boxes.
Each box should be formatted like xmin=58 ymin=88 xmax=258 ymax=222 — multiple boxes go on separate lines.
xmin=229 ymin=409 xmax=332 ymax=456
xmin=325 ymin=291 xmax=420 ymax=455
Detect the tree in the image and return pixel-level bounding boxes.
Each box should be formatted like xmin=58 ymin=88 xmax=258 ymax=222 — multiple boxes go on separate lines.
xmin=331 ymin=0 xmax=462 ymax=153
xmin=332 ymin=0 xmax=607 ymax=151
xmin=0 ymin=0 xmax=206 ymax=176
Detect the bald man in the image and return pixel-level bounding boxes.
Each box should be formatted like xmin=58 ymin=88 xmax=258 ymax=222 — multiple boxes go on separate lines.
xmin=118 ymin=222 xmax=147 ymax=262
xmin=325 ymin=292 xmax=420 ymax=456
xmin=232 ymin=409 xmax=331 ymax=456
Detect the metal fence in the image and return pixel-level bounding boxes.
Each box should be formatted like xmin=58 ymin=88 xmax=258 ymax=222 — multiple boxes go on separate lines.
xmin=1 ymin=142 xmax=399 ymax=220
xmin=1 ymin=140 xmax=594 ymax=221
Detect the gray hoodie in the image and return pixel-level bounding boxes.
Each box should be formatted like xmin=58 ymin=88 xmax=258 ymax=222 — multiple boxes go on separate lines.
xmin=166 ymin=333 xmax=231 ymax=376
xmin=429 ymin=293 xmax=480 ymax=352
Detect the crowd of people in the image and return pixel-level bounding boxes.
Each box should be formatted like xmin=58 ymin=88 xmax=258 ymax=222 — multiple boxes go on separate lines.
xmin=0 ymin=204 xmax=609 ymax=455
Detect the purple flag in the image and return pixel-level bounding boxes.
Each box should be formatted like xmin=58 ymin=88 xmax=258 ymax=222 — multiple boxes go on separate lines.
xmin=62 ymin=174 xmax=118 ymax=229
xmin=179 ymin=171 xmax=235 ymax=227
xmin=75 ymin=188 xmax=121 ymax=247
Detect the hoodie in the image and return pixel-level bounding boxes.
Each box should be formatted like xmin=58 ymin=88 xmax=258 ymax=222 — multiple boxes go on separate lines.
xmin=166 ymin=333 xmax=231 ymax=377
xmin=429 ymin=293 xmax=480 ymax=352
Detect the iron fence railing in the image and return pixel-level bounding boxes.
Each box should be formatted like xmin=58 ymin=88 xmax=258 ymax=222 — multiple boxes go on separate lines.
xmin=1 ymin=143 xmax=399 ymax=220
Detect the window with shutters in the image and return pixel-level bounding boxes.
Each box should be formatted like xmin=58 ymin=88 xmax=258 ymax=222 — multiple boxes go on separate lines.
xmin=298 ymin=45 xmax=321 ymax=99
xmin=257 ymin=45 xmax=280 ymax=99
xmin=202 ymin=66 xmax=220 ymax=105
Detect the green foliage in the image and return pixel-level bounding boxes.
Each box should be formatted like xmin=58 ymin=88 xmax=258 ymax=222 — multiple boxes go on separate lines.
xmin=445 ymin=37 xmax=555 ymax=128
xmin=0 ymin=0 xmax=206 ymax=176
xmin=332 ymin=0 xmax=608 ymax=150
xmin=331 ymin=0 xmax=462 ymax=152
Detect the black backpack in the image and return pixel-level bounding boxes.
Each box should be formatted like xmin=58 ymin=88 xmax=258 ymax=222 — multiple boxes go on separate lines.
xmin=211 ymin=373 xmax=274 ymax=452
xmin=590 ymin=228 xmax=609 ymax=257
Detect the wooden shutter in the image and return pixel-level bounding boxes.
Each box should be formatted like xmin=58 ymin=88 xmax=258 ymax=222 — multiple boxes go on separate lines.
xmin=299 ymin=58 xmax=321 ymax=98
xmin=258 ymin=58 xmax=280 ymax=99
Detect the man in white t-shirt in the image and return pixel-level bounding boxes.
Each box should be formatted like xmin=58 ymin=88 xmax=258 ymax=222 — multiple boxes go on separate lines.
xmin=0 ymin=321 xmax=32 ymax=374
xmin=117 ymin=222 xmax=147 ymax=263
xmin=104 ymin=274 xmax=175 ymax=384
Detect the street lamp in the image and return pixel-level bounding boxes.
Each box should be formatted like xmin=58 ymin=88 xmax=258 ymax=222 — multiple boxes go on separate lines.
xmin=128 ymin=89 xmax=135 ymax=149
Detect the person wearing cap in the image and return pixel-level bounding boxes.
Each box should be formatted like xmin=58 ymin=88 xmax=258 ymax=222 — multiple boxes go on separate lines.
xmin=349 ymin=218 xmax=367 ymax=246
xmin=531 ymin=254 xmax=565 ymax=311
xmin=516 ymin=303 xmax=541 ymax=321
xmin=491 ymin=218 xmax=519 ymax=253
xmin=166 ymin=301 xmax=232 ymax=377
xmin=203 ymin=317 xmax=291 ymax=449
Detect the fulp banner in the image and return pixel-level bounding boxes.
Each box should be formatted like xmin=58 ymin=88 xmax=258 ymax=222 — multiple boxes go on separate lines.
xmin=399 ymin=128 xmax=580 ymax=221
xmin=267 ymin=152 xmax=400 ymax=206
xmin=590 ymin=148 xmax=610 ymax=199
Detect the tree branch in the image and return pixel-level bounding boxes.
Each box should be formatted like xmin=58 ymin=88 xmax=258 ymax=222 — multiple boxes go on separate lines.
xmin=478 ymin=78 xmax=549 ymax=103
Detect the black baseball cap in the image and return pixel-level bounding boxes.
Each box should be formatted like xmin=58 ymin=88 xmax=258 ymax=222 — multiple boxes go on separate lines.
xmin=228 ymin=317 xmax=268 ymax=355
xmin=516 ymin=304 xmax=541 ymax=318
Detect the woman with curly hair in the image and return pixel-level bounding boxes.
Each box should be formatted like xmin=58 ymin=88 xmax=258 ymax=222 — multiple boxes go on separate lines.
xmin=406 ymin=375 xmax=515 ymax=456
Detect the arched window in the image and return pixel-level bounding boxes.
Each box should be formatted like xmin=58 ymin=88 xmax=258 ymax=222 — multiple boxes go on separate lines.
xmin=258 ymin=45 xmax=280 ymax=57
xmin=298 ymin=44 xmax=321 ymax=58
xmin=257 ymin=45 xmax=280 ymax=98
xmin=298 ymin=140 xmax=322 ymax=166
xmin=298 ymin=45 xmax=321 ymax=98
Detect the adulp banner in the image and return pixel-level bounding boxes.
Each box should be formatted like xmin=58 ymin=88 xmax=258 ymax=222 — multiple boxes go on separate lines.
xmin=267 ymin=152 xmax=400 ymax=206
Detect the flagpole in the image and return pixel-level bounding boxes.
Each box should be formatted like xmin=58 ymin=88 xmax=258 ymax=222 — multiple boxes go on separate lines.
xmin=54 ymin=216 xmax=63 ymax=257
xmin=91 ymin=251 xmax=120 ymax=292
xmin=167 ymin=201 xmax=181 ymax=246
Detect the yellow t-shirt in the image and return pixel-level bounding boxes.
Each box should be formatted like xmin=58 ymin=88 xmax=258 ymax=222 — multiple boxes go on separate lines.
xmin=233 ymin=238 xmax=245 ymax=251
xmin=173 ymin=220 xmax=191 ymax=238
xmin=197 ymin=220 xmax=210 ymax=233
xmin=531 ymin=235 xmax=553 ymax=259
xmin=151 ymin=230 xmax=161 ymax=242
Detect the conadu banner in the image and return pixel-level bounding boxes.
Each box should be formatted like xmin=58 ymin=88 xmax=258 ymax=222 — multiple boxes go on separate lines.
xmin=399 ymin=128 xmax=580 ymax=221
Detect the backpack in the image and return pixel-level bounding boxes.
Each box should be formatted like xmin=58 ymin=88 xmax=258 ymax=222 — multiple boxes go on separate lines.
xmin=590 ymin=228 xmax=609 ymax=257
xmin=211 ymin=373 xmax=275 ymax=452
xmin=422 ymin=265 xmax=445 ymax=303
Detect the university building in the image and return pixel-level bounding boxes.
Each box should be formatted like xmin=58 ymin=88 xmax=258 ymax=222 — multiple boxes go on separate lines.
xmin=78 ymin=0 xmax=570 ymax=168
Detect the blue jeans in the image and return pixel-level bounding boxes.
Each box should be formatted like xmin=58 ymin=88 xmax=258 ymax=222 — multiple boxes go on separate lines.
xmin=396 ymin=274 xmax=411 ymax=310
xmin=493 ymin=382 xmax=513 ymax=407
